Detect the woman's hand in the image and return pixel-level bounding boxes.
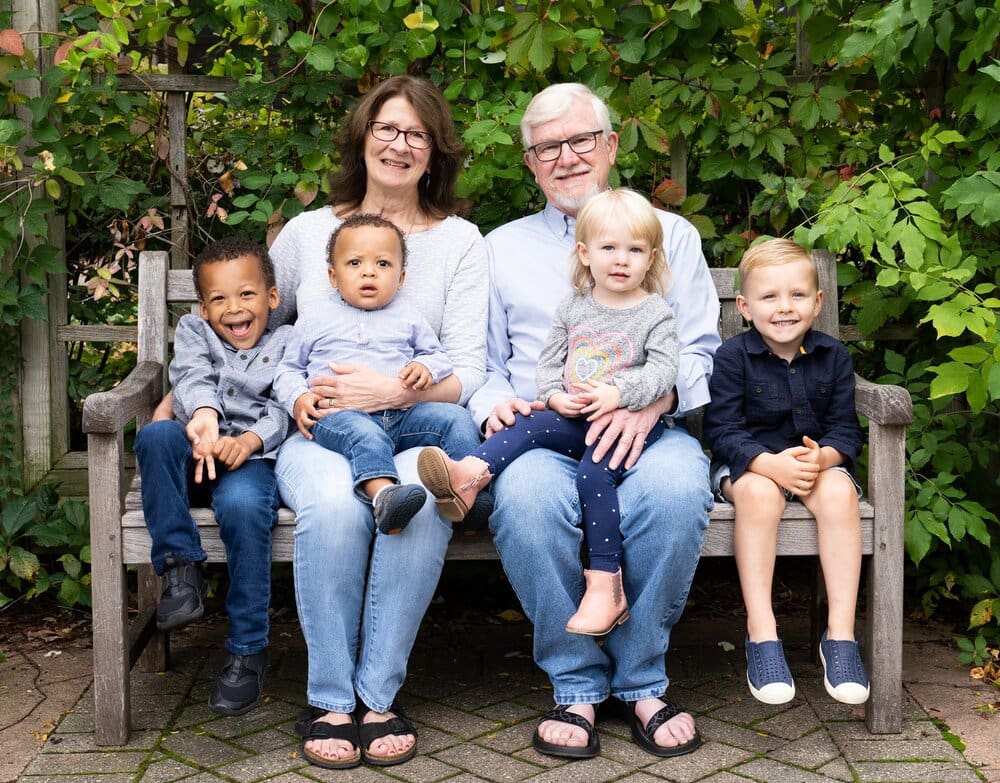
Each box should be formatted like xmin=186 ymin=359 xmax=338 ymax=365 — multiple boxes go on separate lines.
xmin=310 ymin=364 xmax=404 ymax=413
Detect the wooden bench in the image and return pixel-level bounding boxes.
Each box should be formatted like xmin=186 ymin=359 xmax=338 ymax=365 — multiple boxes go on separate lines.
xmin=84 ymin=248 xmax=912 ymax=745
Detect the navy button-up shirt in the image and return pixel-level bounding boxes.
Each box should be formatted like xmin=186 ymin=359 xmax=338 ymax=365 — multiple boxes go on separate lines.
xmin=703 ymin=326 xmax=863 ymax=482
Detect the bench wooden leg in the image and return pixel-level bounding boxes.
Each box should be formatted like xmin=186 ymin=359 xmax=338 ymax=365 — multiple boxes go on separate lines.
xmin=138 ymin=564 xmax=169 ymax=672
xmin=88 ymin=433 xmax=131 ymax=746
xmin=864 ymin=422 xmax=905 ymax=734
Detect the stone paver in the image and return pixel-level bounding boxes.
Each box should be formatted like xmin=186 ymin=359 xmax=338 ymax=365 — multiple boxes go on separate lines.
xmin=9 ymin=608 xmax=997 ymax=783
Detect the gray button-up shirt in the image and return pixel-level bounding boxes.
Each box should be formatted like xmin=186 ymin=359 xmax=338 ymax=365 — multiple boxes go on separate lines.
xmin=170 ymin=314 xmax=292 ymax=460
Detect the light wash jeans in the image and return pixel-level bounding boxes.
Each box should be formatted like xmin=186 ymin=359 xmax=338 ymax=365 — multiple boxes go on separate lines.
xmin=311 ymin=402 xmax=482 ymax=502
xmin=489 ymin=423 xmax=712 ymax=705
xmin=276 ymin=434 xmax=453 ymax=714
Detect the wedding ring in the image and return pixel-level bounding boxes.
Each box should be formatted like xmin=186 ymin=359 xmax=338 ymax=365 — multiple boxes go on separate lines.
xmin=327 ymin=397 xmax=335 ymax=408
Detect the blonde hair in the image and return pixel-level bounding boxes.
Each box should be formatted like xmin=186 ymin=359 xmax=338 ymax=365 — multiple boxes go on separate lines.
xmin=571 ymin=189 xmax=670 ymax=296
xmin=738 ymin=238 xmax=817 ymax=293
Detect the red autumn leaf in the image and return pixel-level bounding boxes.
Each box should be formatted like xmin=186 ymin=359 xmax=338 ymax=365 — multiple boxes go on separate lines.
xmin=653 ymin=178 xmax=686 ymax=207
xmin=0 ymin=29 xmax=25 ymax=56
xmin=54 ymin=40 xmax=73 ymax=65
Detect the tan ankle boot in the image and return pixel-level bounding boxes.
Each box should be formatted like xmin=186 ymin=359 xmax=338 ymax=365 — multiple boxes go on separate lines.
xmin=565 ymin=568 xmax=629 ymax=636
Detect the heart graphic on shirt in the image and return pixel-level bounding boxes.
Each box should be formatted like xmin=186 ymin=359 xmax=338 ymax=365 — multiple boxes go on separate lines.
xmin=565 ymin=326 xmax=634 ymax=387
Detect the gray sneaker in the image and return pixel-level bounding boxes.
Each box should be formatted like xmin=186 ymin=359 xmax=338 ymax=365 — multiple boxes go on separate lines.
xmin=373 ymin=483 xmax=426 ymax=535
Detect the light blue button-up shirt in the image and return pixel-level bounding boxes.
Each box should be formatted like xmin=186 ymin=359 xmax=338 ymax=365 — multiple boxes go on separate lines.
xmin=468 ymin=202 xmax=721 ymax=427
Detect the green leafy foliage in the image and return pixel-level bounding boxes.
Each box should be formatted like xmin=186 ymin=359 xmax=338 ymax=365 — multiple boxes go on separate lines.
xmin=0 ymin=484 xmax=91 ymax=608
xmin=0 ymin=0 xmax=998 ymax=647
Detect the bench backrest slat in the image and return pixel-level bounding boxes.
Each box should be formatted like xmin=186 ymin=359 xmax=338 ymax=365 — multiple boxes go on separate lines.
xmin=138 ymin=249 xmax=840 ymax=365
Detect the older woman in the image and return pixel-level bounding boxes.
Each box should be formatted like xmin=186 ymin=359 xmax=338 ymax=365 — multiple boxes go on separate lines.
xmin=269 ymin=76 xmax=487 ymax=768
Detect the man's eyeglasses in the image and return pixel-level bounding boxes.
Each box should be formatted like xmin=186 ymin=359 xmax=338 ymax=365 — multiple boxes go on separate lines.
xmin=527 ymin=130 xmax=604 ymax=162
xmin=368 ymin=121 xmax=433 ymax=150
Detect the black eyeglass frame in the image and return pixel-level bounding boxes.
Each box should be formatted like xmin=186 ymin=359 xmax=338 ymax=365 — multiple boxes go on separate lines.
xmin=367 ymin=121 xmax=434 ymax=150
xmin=526 ymin=130 xmax=605 ymax=162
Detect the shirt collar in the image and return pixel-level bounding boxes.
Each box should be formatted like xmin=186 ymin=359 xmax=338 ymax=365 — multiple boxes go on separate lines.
xmin=745 ymin=325 xmax=818 ymax=357
xmin=542 ymin=202 xmax=575 ymax=240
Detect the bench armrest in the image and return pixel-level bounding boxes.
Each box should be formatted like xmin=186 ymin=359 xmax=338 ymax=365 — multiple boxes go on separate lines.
xmin=82 ymin=361 xmax=165 ymax=435
xmin=854 ymin=375 xmax=912 ymax=426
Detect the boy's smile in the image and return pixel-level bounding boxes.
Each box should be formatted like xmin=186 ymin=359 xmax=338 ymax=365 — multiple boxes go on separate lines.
xmin=736 ymin=258 xmax=823 ymax=362
xmin=198 ymin=255 xmax=279 ymax=350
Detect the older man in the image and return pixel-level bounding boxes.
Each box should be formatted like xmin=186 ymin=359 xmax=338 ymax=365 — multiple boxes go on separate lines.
xmin=468 ymin=83 xmax=720 ymax=759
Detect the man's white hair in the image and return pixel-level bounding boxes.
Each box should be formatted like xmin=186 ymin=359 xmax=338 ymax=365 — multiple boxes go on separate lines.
xmin=521 ymin=83 xmax=612 ymax=148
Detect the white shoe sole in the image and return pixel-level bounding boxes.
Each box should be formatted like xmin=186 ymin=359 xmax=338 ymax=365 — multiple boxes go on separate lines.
xmin=819 ymin=644 xmax=871 ymax=704
xmin=747 ymin=674 xmax=795 ymax=705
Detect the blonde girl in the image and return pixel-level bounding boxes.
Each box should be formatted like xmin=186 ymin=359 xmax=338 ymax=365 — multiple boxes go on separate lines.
xmin=419 ymin=189 xmax=679 ymax=635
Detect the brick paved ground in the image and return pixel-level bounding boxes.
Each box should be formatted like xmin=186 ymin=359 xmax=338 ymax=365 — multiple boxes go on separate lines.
xmin=11 ymin=562 xmax=998 ymax=783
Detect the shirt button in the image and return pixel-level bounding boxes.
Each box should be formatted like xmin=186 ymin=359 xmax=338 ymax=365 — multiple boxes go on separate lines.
xmin=263 ymin=356 xmax=269 ymax=363
xmin=794 ymin=407 xmax=802 ymax=414
xmin=240 ymin=353 xmax=247 ymax=360
xmin=789 ymin=367 xmax=796 ymax=374
xmin=754 ymin=385 xmax=763 ymax=393
xmin=227 ymin=388 xmax=235 ymax=396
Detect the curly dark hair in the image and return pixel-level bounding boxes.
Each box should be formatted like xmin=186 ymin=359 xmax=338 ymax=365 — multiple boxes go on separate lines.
xmin=326 ymin=75 xmax=470 ymax=219
xmin=192 ymin=237 xmax=275 ymax=299
xmin=326 ymin=213 xmax=408 ymax=269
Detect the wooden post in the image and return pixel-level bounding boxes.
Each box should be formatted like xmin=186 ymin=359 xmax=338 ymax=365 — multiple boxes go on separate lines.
xmin=12 ymin=0 xmax=65 ymax=488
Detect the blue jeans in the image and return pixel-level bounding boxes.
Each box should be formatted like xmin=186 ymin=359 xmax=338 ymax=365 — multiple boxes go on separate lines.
xmin=489 ymin=423 xmax=712 ymax=705
xmin=474 ymin=409 xmax=665 ymax=573
xmin=311 ymin=402 xmax=482 ymax=501
xmin=134 ymin=420 xmax=279 ymax=656
xmin=276 ymin=434 xmax=454 ymax=714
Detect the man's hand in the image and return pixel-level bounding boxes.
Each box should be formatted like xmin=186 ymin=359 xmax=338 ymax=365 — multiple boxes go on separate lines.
xmin=547 ymin=392 xmax=585 ymax=418
xmin=214 ymin=432 xmax=262 ymax=471
xmin=751 ymin=448 xmax=820 ymax=496
xmin=311 ymin=364 xmax=403 ymax=412
xmin=574 ymin=381 xmax=621 ymax=419
xmin=484 ymin=397 xmax=545 ymax=437
xmin=293 ymin=392 xmax=324 ymax=438
xmin=585 ymin=405 xmax=662 ymax=470
xmin=399 ymin=362 xmax=432 ymax=390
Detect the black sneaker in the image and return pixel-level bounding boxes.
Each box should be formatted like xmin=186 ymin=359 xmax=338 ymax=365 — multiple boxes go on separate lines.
xmin=373 ymin=483 xmax=426 ymax=535
xmin=209 ymin=650 xmax=267 ymax=716
xmin=156 ymin=556 xmax=207 ymax=631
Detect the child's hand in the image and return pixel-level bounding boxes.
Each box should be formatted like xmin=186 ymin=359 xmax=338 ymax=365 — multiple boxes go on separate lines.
xmin=574 ymin=381 xmax=622 ymax=419
xmin=548 ymin=392 xmax=585 ymax=417
xmin=214 ymin=433 xmax=261 ymax=470
xmin=399 ymin=362 xmax=432 ymax=390
xmin=186 ymin=408 xmax=219 ymax=483
xmin=799 ymin=435 xmax=821 ymax=465
xmin=772 ymin=446 xmax=821 ymax=495
xmin=293 ymin=392 xmax=324 ymax=438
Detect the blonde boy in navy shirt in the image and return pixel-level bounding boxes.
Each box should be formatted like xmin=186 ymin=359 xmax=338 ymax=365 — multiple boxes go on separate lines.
xmin=703 ymin=239 xmax=868 ymax=706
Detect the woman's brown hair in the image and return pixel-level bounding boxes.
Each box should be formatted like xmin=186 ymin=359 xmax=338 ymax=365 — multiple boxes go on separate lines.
xmin=326 ymin=75 xmax=469 ymax=219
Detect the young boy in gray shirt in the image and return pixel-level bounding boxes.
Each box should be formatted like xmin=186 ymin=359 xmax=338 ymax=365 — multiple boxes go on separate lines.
xmin=134 ymin=237 xmax=290 ymax=718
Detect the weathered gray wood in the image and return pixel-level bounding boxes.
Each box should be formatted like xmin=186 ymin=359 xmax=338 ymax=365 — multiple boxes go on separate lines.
xmin=47 ymin=215 xmax=69 ymax=461
xmin=167 ymin=91 xmax=190 ymax=268
xmin=137 ymin=563 xmax=168 ymax=673
xmin=86 ymin=248 xmax=912 ymax=744
xmin=87 ymin=430 xmax=130 ymax=746
xmin=57 ymin=324 xmax=140 ymax=343
xmin=116 ymin=74 xmax=237 ymax=93
xmin=864 ymin=419 xmax=907 ymax=733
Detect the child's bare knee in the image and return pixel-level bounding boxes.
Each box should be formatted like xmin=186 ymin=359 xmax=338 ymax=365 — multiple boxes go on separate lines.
xmin=732 ymin=473 xmax=785 ymax=511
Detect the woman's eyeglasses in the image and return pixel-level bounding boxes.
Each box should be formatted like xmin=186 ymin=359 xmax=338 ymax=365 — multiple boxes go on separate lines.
xmin=527 ymin=130 xmax=604 ymax=162
xmin=368 ymin=121 xmax=433 ymax=150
